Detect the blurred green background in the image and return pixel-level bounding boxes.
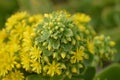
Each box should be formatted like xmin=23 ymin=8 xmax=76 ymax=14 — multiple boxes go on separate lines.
xmin=0 ymin=0 xmax=120 ymax=62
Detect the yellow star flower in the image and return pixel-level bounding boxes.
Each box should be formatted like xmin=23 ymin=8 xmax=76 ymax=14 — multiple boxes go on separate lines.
xmin=43 ymin=61 xmax=62 ymax=76
xmin=7 ymin=42 xmax=20 ymax=54
xmin=70 ymin=47 xmax=86 ymax=63
xmin=31 ymin=61 xmax=42 ymax=74
xmin=30 ymin=46 xmax=42 ymax=61
xmin=0 ymin=45 xmax=17 ymax=76
xmin=20 ymin=52 xmax=31 ymax=71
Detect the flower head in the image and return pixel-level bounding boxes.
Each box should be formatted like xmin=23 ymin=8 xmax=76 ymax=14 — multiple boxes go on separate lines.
xmin=0 ymin=10 xmax=117 ymax=79
xmin=31 ymin=61 xmax=42 ymax=74
xmin=0 ymin=45 xmax=17 ymax=76
xmin=70 ymin=47 xmax=87 ymax=64
xmin=94 ymin=35 xmax=116 ymax=60
xmin=5 ymin=12 xmax=29 ymax=31
xmin=43 ymin=61 xmax=62 ymax=76
xmin=72 ymin=13 xmax=91 ymax=23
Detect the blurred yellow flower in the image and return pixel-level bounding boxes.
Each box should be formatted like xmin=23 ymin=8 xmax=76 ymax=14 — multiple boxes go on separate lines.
xmin=61 ymin=52 xmax=66 ymax=59
xmin=71 ymin=67 xmax=77 ymax=73
xmin=109 ymin=41 xmax=116 ymax=47
xmin=79 ymin=25 xmax=86 ymax=32
xmin=87 ymin=40 xmax=95 ymax=54
xmin=72 ymin=13 xmax=91 ymax=24
xmin=28 ymin=14 xmax=43 ymax=26
xmin=0 ymin=29 xmax=7 ymax=43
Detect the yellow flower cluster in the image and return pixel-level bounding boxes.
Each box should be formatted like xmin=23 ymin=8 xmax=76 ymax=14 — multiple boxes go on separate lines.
xmin=2 ymin=70 xmax=24 ymax=80
xmin=70 ymin=47 xmax=87 ymax=64
xmin=0 ymin=12 xmax=43 ymax=79
xmin=94 ymin=35 xmax=116 ymax=60
xmin=43 ymin=61 xmax=62 ymax=77
xmin=72 ymin=13 xmax=96 ymax=37
xmin=0 ymin=11 xmax=116 ymax=79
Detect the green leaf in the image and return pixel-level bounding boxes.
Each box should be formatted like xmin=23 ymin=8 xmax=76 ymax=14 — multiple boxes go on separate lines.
xmin=70 ymin=77 xmax=82 ymax=80
xmin=64 ymin=29 xmax=73 ymax=37
xmin=82 ymin=66 xmax=96 ymax=80
xmin=38 ymin=30 xmax=50 ymax=42
xmin=95 ymin=64 xmax=120 ymax=80
xmin=26 ymin=74 xmax=48 ymax=80
xmin=37 ymin=24 xmax=44 ymax=30
xmin=61 ymin=43 xmax=72 ymax=51
xmin=50 ymin=75 xmax=63 ymax=80
xmin=43 ymin=49 xmax=53 ymax=56
xmin=101 ymin=7 xmax=116 ymax=27
xmin=64 ymin=74 xmax=83 ymax=80
xmin=26 ymin=74 xmax=64 ymax=80
xmin=84 ymin=52 xmax=94 ymax=66
xmin=50 ymin=39 xmax=60 ymax=49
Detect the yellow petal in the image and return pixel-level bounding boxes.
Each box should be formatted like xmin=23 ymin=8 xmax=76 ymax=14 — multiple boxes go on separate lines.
xmin=61 ymin=53 xmax=66 ymax=59
xmin=53 ymin=53 xmax=57 ymax=58
xmin=71 ymin=67 xmax=77 ymax=73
